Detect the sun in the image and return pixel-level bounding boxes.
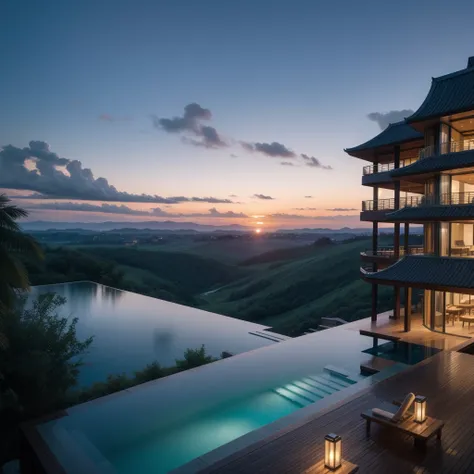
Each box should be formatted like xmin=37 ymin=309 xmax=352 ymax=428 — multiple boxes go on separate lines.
xmin=255 ymin=228 xmax=261 ymax=234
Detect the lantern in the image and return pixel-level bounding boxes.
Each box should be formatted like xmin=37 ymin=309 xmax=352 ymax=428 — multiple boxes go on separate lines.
xmin=414 ymin=395 xmax=427 ymax=423
xmin=324 ymin=433 xmax=342 ymax=471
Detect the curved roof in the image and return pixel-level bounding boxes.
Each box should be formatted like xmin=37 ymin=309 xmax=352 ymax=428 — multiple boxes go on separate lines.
xmin=407 ymin=64 xmax=474 ymax=123
xmin=345 ymin=121 xmax=422 ymax=159
xmin=361 ymin=255 xmax=474 ymax=292
xmin=386 ymin=205 xmax=474 ymax=222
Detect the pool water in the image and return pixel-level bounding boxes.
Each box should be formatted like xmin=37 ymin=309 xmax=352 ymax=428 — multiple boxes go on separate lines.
xmin=363 ymin=341 xmax=441 ymax=365
xmin=30 ymin=282 xmax=279 ymax=386
xmin=39 ymin=370 xmax=356 ymax=474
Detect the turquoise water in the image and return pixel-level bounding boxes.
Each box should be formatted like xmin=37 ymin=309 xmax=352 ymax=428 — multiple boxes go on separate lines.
xmin=39 ymin=370 xmax=356 ymax=474
xmin=363 ymin=341 xmax=441 ymax=364
xmin=30 ymin=282 xmax=277 ymax=386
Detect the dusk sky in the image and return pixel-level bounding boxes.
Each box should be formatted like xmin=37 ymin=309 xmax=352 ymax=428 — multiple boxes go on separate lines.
xmin=1 ymin=0 xmax=474 ymax=229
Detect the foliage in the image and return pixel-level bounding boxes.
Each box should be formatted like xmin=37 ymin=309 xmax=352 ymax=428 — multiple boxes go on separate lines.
xmin=175 ymin=344 xmax=217 ymax=370
xmin=0 ymin=194 xmax=43 ymax=311
xmin=0 ymin=293 xmax=93 ymax=417
xmin=74 ymin=347 xmax=217 ymax=404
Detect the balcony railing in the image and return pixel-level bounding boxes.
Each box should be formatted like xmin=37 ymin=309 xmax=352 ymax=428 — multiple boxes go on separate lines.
xmin=361 ymin=196 xmax=424 ymax=212
xmin=362 ymin=246 xmax=424 ymax=258
xmin=362 ymin=192 xmax=474 ymax=211
xmin=420 ymin=139 xmax=474 ymax=159
xmin=362 ymin=159 xmax=413 ymax=176
xmin=440 ymin=191 xmax=474 ymax=205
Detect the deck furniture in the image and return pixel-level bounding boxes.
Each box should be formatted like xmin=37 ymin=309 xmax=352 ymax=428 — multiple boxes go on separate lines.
xmin=361 ymin=393 xmax=445 ymax=449
xmin=446 ymin=305 xmax=463 ymax=325
xmin=461 ymin=315 xmax=474 ymax=329
xmin=458 ymin=303 xmax=474 ymax=315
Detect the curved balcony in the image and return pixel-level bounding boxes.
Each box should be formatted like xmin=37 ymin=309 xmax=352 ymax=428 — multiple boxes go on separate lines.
xmin=362 ymin=159 xmax=417 ymax=186
xmin=360 ymin=247 xmax=424 ymax=270
xmin=362 ymin=192 xmax=474 ymax=222
xmin=361 ymin=255 xmax=474 ymax=294
xmin=392 ymin=139 xmax=474 ymax=179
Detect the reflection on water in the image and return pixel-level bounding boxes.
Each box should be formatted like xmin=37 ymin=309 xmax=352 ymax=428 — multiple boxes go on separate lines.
xmin=30 ymin=282 xmax=276 ymax=386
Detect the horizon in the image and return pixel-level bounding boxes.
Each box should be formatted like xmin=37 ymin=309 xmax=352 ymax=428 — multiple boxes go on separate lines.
xmin=2 ymin=1 xmax=474 ymax=229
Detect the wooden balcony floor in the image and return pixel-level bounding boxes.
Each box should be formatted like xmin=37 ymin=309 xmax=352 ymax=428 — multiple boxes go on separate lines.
xmin=202 ymin=350 xmax=474 ymax=474
xmin=347 ymin=310 xmax=470 ymax=351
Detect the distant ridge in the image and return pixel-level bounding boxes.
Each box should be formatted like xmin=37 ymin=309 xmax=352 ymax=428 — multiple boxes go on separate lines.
xmin=21 ymin=220 xmax=251 ymax=232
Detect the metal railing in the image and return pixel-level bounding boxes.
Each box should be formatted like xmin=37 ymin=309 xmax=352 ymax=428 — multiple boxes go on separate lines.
xmin=440 ymin=191 xmax=474 ymax=205
xmin=420 ymin=139 xmax=474 ymax=160
xmin=362 ymin=192 xmax=474 ymax=211
xmin=361 ymin=196 xmax=424 ymax=211
xmin=362 ymin=159 xmax=414 ymax=176
xmin=362 ymin=247 xmax=424 ymax=258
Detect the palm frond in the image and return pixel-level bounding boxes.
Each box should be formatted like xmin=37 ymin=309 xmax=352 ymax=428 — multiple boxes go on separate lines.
xmin=0 ymin=227 xmax=44 ymax=260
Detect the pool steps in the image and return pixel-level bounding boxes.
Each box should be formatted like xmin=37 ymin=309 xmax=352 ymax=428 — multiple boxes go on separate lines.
xmin=273 ymin=370 xmax=357 ymax=408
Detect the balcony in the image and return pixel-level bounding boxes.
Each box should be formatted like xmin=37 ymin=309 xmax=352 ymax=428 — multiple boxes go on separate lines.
xmin=361 ymin=196 xmax=424 ymax=212
xmin=361 ymin=246 xmax=424 ymax=270
xmin=392 ymin=140 xmax=474 ymax=179
xmin=362 ymin=159 xmax=418 ymax=186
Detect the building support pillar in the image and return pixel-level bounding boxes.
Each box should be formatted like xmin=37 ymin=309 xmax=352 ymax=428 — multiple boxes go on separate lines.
xmin=393 ymin=146 xmax=401 ymax=319
xmin=404 ymin=223 xmax=409 ymax=255
xmin=371 ymin=284 xmax=378 ymax=322
xmin=404 ymin=286 xmax=412 ymax=332
xmin=394 ymin=287 xmax=401 ymax=320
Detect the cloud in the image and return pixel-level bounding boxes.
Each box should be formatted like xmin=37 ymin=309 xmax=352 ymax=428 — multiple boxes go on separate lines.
xmin=242 ymin=141 xmax=295 ymax=158
xmin=301 ymin=154 xmax=333 ymax=170
xmin=152 ymin=103 xmax=227 ymax=148
xmin=253 ymin=194 xmax=275 ymax=200
xmin=230 ymin=154 xmax=238 ymax=158
xmin=229 ymin=194 xmax=238 ymax=198
xmin=304 ymin=195 xmax=313 ymax=198
xmin=293 ymin=207 xmax=318 ymax=211
xmin=26 ymin=202 xmax=248 ymax=219
xmin=0 ymin=141 xmax=233 ymax=204
xmin=367 ymin=109 xmax=414 ymax=130
xmin=280 ymin=161 xmax=295 ymax=166
xmin=98 ymin=114 xmax=132 ymax=122
xmin=326 ymin=208 xmax=357 ymax=211
xmin=28 ymin=202 xmax=150 ymax=216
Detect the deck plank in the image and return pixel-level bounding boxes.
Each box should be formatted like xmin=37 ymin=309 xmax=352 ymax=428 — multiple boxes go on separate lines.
xmin=201 ymin=351 xmax=474 ymax=474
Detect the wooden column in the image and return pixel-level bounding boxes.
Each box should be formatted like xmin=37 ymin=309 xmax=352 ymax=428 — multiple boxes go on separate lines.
xmin=404 ymin=287 xmax=412 ymax=332
xmin=393 ymin=146 xmax=401 ymax=319
xmin=394 ymin=287 xmax=401 ymax=320
xmin=404 ymin=223 xmax=409 ymax=255
xmin=371 ymin=284 xmax=378 ymax=322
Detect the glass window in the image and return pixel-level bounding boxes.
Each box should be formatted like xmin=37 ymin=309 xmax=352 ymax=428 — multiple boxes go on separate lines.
xmin=440 ymin=223 xmax=449 ymax=256
xmin=440 ymin=124 xmax=449 ymax=154
xmin=434 ymin=291 xmax=445 ymax=331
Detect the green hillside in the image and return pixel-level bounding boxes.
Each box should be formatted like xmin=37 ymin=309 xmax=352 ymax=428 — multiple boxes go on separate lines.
xmin=201 ymin=239 xmax=394 ymax=335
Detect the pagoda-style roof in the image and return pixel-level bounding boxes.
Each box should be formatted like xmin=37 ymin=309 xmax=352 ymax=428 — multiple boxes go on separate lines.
xmin=386 ymin=205 xmax=474 ymax=222
xmin=345 ymin=121 xmax=423 ymax=162
xmin=407 ymin=60 xmax=474 ymax=124
xmin=361 ymin=256 xmax=474 ymax=293
xmin=390 ymin=148 xmax=474 ymax=178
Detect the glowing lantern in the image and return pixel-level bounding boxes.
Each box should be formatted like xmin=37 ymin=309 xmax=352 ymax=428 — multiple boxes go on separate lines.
xmin=414 ymin=395 xmax=427 ymax=423
xmin=324 ymin=433 xmax=342 ymax=471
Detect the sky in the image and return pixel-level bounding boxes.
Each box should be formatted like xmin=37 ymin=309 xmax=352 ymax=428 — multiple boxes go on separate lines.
xmin=1 ymin=0 xmax=474 ymax=230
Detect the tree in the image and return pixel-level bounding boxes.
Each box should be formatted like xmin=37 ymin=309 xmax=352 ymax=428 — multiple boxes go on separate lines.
xmin=0 ymin=194 xmax=43 ymax=313
xmin=0 ymin=293 xmax=93 ymax=417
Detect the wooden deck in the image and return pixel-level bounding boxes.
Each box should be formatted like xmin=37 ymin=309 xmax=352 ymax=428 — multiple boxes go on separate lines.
xmin=202 ymin=351 xmax=474 ymax=474
xmin=348 ymin=311 xmax=470 ymax=351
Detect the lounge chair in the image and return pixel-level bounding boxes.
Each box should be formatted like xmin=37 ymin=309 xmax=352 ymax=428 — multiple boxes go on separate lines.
xmin=361 ymin=393 xmax=444 ymax=449
xmin=371 ymin=392 xmax=415 ymax=423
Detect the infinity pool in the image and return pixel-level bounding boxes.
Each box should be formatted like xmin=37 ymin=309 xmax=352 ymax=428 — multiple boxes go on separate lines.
xmin=31 ymin=283 xmax=439 ymax=474
xmin=30 ymin=282 xmax=280 ymax=386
